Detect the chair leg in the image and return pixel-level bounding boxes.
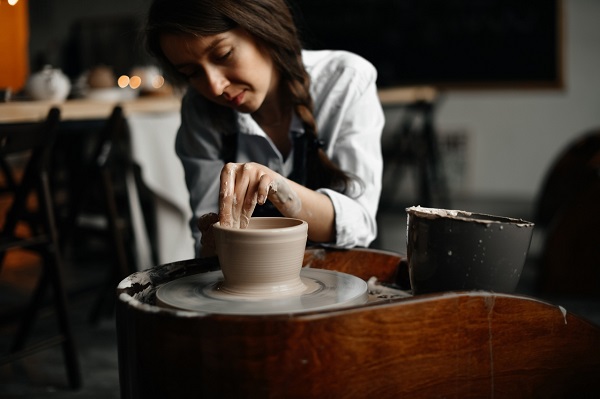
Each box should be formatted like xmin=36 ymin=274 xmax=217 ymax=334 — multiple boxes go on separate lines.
xmin=3 ymin=250 xmax=82 ymax=389
xmin=10 ymin=267 xmax=50 ymax=353
xmin=88 ymin=169 xmax=131 ymax=325
xmin=45 ymin=249 xmax=82 ymax=389
xmin=102 ymin=169 xmax=130 ymax=279
xmin=41 ymin=173 xmax=83 ymax=389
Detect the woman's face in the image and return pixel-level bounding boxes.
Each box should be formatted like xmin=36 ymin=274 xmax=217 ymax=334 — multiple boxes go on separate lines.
xmin=160 ymin=28 xmax=278 ymax=114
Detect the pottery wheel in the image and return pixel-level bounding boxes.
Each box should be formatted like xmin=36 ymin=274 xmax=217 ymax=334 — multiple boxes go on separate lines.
xmin=156 ymin=268 xmax=368 ymax=315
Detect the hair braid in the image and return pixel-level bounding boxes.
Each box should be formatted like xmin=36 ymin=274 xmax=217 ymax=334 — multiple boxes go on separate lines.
xmin=286 ymin=71 xmax=352 ymax=192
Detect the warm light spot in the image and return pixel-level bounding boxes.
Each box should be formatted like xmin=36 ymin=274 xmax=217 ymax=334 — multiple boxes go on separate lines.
xmin=117 ymin=75 xmax=130 ymax=88
xmin=129 ymin=75 xmax=142 ymax=89
xmin=8 ymin=0 xmax=20 ymax=5
xmin=152 ymin=75 xmax=165 ymax=89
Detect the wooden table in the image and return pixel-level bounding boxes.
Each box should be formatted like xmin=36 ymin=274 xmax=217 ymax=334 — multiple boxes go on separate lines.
xmin=378 ymin=85 xmax=438 ymax=105
xmin=0 ymin=87 xmax=431 ymax=123
xmin=0 ymin=95 xmax=181 ymax=123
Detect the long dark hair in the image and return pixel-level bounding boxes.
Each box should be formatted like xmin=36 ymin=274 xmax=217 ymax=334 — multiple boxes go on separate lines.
xmin=145 ymin=0 xmax=354 ymax=193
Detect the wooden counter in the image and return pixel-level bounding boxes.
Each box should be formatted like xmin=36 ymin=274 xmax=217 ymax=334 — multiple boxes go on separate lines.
xmin=0 ymin=86 xmax=438 ymax=124
xmin=0 ymin=95 xmax=182 ymax=124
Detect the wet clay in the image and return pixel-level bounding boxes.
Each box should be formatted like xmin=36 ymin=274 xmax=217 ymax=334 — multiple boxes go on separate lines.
xmin=213 ymin=217 xmax=309 ymax=299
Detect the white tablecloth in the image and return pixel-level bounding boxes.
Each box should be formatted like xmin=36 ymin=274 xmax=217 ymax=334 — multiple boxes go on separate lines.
xmin=127 ymin=111 xmax=195 ymax=266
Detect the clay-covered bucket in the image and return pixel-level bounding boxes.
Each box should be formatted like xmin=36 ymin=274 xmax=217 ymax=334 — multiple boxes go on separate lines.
xmin=406 ymin=206 xmax=534 ymax=295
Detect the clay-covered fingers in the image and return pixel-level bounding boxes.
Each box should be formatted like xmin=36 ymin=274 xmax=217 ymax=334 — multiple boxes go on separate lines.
xmin=256 ymin=172 xmax=273 ymax=206
xmin=219 ymin=162 xmax=274 ymax=228
xmin=220 ymin=162 xmax=250 ymax=228
xmin=238 ymin=164 xmax=259 ymax=228
xmin=219 ymin=163 xmax=238 ymax=227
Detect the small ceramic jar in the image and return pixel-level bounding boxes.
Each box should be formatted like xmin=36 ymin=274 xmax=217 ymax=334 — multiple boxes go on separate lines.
xmin=27 ymin=65 xmax=71 ymax=101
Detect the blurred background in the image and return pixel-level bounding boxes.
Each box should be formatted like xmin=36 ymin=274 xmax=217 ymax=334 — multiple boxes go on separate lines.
xmin=1 ymin=0 xmax=599 ymax=397
xmin=4 ymin=0 xmax=599 ymax=204
xmin=2 ymin=0 xmax=595 ymax=209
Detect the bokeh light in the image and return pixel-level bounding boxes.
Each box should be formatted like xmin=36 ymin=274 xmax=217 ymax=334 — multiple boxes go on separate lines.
xmin=152 ymin=75 xmax=165 ymax=89
xmin=117 ymin=75 xmax=130 ymax=88
xmin=129 ymin=75 xmax=142 ymax=89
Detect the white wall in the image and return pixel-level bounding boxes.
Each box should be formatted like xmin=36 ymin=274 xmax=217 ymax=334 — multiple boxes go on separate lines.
xmin=434 ymin=0 xmax=600 ymax=200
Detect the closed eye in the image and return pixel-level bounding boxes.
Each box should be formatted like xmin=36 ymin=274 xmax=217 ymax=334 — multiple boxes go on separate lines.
xmin=214 ymin=49 xmax=233 ymax=63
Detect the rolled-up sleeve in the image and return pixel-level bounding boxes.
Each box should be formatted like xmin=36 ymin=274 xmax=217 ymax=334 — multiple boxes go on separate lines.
xmin=309 ymin=51 xmax=385 ymax=248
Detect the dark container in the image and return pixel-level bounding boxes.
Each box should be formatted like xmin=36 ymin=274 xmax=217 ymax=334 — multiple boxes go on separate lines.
xmin=406 ymin=206 xmax=535 ymax=295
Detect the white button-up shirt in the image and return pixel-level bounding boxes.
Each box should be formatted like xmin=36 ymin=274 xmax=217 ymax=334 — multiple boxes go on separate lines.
xmin=175 ymin=50 xmax=385 ymax=253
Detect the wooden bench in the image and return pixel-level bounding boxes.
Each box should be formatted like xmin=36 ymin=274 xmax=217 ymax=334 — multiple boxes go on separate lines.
xmin=116 ymin=248 xmax=600 ymax=398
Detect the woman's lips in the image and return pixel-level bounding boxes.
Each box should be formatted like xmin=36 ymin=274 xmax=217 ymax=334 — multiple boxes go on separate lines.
xmin=229 ymin=91 xmax=245 ymax=106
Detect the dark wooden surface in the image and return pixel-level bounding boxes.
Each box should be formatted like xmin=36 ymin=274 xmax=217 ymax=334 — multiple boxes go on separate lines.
xmin=116 ymin=248 xmax=600 ymax=398
xmin=303 ymin=246 xmax=403 ymax=284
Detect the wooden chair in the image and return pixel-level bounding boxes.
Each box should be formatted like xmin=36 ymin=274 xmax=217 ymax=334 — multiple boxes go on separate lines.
xmin=533 ymin=128 xmax=600 ymax=296
xmin=58 ymin=106 xmax=140 ymax=322
xmin=116 ymin=248 xmax=600 ymax=398
xmin=537 ymin=178 xmax=600 ymax=296
xmin=534 ymin=128 xmax=600 ymax=228
xmin=0 ymin=108 xmax=82 ymax=389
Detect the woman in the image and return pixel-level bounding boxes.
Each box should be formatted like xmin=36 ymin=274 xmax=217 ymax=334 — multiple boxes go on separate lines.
xmin=145 ymin=0 xmax=384 ymax=256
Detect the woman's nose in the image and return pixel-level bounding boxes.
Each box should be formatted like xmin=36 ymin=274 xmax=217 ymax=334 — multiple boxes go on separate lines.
xmin=204 ymin=67 xmax=228 ymax=97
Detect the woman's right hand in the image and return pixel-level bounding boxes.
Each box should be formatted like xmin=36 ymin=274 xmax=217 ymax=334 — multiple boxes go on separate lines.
xmin=218 ymin=161 xmax=334 ymax=243
xmin=218 ymin=162 xmax=302 ymax=228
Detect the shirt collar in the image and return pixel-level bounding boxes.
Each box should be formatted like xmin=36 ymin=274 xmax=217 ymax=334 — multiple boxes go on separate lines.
xmin=235 ymin=111 xmax=305 ymax=137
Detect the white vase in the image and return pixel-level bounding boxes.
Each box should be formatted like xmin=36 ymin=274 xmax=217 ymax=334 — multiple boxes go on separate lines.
xmin=27 ymin=65 xmax=71 ymax=101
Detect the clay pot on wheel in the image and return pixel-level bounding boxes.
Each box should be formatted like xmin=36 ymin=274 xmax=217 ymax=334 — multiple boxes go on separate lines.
xmin=212 ymin=217 xmax=308 ymax=298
